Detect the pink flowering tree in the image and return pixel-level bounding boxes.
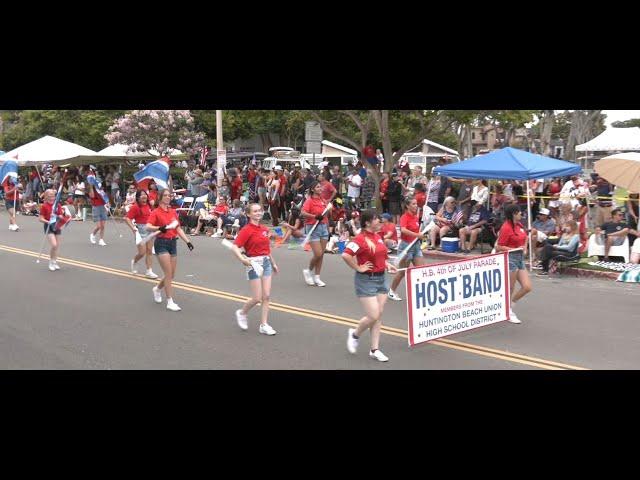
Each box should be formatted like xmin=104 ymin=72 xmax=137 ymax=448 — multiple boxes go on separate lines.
xmin=104 ymin=110 xmax=206 ymax=156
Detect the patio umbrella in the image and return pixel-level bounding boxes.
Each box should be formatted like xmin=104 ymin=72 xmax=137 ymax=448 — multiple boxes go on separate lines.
xmin=595 ymin=152 xmax=640 ymax=228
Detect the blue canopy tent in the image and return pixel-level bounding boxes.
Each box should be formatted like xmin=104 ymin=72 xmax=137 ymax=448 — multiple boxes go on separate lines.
xmin=432 ymin=147 xmax=583 ymax=269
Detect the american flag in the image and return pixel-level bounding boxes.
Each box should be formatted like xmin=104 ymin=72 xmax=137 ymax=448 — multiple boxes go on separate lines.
xmin=451 ymin=209 xmax=465 ymax=226
xmin=86 ymin=168 xmax=110 ymax=204
xmin=200 ymin=146 xmax=210 ymax=168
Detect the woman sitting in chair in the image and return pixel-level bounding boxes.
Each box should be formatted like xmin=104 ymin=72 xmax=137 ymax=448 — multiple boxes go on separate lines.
xmin=431 ymin=197 xmax=463 ymax=250
xmin=536 ymin=220 xmax=580 ymax=276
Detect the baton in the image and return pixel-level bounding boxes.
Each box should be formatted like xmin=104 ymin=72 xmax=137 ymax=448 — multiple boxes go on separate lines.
xmin=395 ymin=221 xmax=436 ymax=266
xmin=301 ymin=204 xmax=331 ymax=247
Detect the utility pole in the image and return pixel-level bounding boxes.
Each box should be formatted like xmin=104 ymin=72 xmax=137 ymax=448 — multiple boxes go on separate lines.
xmin=216 ymin=110 xmax=225 ymax=187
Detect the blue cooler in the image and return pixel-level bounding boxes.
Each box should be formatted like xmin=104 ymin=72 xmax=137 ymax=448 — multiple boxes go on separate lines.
xmin=441 ymin=237 xmax=460 ymax=253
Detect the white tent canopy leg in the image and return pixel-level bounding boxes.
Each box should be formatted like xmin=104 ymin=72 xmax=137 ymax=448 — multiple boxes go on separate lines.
xmin=527 ymin=180 xmax=533 ymax=271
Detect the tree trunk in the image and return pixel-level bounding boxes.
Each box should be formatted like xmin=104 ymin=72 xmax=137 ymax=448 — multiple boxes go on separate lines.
xmin=261 ymin=133 xmax=273 ymax=152
xmin=565 ymin=110 xmax=602 ymax=161
xmin=466 ymin=124 xmax=473 ymax=158
xmin=539 ymin=110 xmax=555 ymax=156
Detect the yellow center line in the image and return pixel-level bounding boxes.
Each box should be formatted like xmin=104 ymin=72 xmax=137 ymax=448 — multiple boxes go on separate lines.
xmin=0 ymin=243 xmax=588 ymax=370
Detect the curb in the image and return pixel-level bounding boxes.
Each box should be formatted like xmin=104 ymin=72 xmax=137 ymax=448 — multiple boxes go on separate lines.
xmin=421 ymin=250 xmax=619 ymax=281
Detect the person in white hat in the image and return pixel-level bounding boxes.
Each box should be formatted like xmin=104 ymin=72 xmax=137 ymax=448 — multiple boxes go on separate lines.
xmin=530 ymin=207 xmax=557 ymax=264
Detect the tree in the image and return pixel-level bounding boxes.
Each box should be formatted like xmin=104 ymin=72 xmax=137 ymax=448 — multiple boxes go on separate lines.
xmin=0 ymin=110 xmax=125 ymax=151
xmin=105 ymin=110 xmax=206 ymax=156
xmin=564 ymin=110 xmax=606 ymax=160
xmin=612 ymin=118 xmax=640 ymax=128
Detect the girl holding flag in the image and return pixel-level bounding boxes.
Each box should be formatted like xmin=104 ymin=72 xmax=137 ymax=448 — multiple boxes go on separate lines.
xmin=124 ymin=189 xmax=158 ymax=279
xmin=301 ymin=181 xmax=332 ymax=287
xmin=146 ymin=188 xmax=194 ymax=312
xmin=38 ymin=188 xmax=71 ymax=271
xmin=87 ymin=168 xmax=109 ymax=246
xmin=388 ymin=197 xmax=428 ymax=302
xmin=1 ymin=160 xmax=20 ymax=231
xmin=228 ymin=203 xmax=279 ymax=336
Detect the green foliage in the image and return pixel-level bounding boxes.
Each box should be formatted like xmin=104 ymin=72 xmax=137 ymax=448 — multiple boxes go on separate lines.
xmin=612 ymin=118 xmax=640 ymax=128
xmin=0 ymin=110 xmax=125 ymax=151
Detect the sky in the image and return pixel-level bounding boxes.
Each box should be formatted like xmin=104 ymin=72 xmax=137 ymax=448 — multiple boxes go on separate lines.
xmin=602 ymin=110 xmax=640 ymax=128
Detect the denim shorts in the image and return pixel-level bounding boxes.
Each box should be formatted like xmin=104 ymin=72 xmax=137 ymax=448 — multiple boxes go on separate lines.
xmin=154 ymin=237 xmax=178 ymax=257
xmin=246 ymin=256 xmax=273 ymax=281
xmin=5 ymin=199 xmax=18 ymax=210
xmin=354 ymin=272 xmax=389 ymax=298
xmin=92 ymin=205 xmax=108 ymax=222
xmin=398 ymin=240 xmax=423 ymax=262
xmin=508 ymin=251 xmax=525 ymax=272
xmin=137 ymin=225 xmax=150 ymax=239
xmin=44 ymin=223 xmax=61 ymax=235
xmin=304 ymin=223 xmax=329 ymax=242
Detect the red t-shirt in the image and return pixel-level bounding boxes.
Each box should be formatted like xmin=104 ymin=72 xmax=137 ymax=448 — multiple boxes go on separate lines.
xmin=89 ymin=189 xmax=106 ymax=207
xmin=344 ymin=230 xmax=389 ymax=273
xmin=147 ymin=206 xmax=179 ymax=239
xmin=380 ymin=222 xmax=398 ymax=242
xmin=248 ymin=170 xmax=256 ymax=185
xmin=415 ymin=191 xmax=426 ymax=209
xmin=320 ymin=181 xmax=336 ymax=202
xmin=213 ymin=204 xmax=229 ymax=216
xmin=126 ymin=203 xmax=152 ymax=225
xmin=331 ymin=207 xmax=346 ymax=222
xmin=39 ymin=201 xmax=63 ymax=222
xmin=148 ymin=190 xmax=158 ymax=207
xmin=231 ymin=177 xmax=243 ymax=200
xmin=234 ymin=222 xmax=271 ymax=257
xmin=302 ymin=197 xmax=329 ymax=225
xmin=380 ymin=179 xmax=389 ymax=199
xmin=497 ymin=220 xmax=527 ymax=249
xmin=400 ymin=212 xmax=420 ymax=242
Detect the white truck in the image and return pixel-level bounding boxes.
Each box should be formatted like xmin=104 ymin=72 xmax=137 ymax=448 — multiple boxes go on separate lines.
xmin=261 ymin=147 xmax=313 ymax=171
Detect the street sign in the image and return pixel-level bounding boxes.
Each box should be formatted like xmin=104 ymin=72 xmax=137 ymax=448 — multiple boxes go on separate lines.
xmin=305 ymin=121 xmax=323 ymax=142
xmin=217 ymin=149 xmax=227 ymax=168
xmin=306 ymin=141 xmax=322 ymax=154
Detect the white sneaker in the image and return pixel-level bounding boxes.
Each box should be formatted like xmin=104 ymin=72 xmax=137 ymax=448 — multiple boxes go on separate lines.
xmin=313 ymin=275 xmax=326 ymax=287
xmin=369 ymin=349 xmax=389 ymax=362
xmin=53 ymin=261 xmax=60 ymax=270
xmin=89 ymin=233 xmax=97 ymax=244
xmin=235 ymin=309 xmax=248 ymax=331
xmin=131 ymin=260 xmax=138 ymax=274
xmin=48 ymin=262 xmax=56 ymax=272
xmin=346 ymin=328 xmax=359 ymax=354
xmin=166 ymin=299 xmax=182 ymax=312
xmin=388 ymin=289 xmax=403 ymax=301
xmin=145 ymin=269 xmax=159 ymax=279
xmin=508 ymin=308 xmax=522 ymax=324
xmin=302 ymin=269 xmax=315 ymax=286
xmin=259 ymin=323 xmax=277 ymax=335
xmin=152 ymin=286 xmax=163 ymax=304
xmin=98 ymin=239 xmax=107 ymax=246
xmin=212 ymin=232 xmax=223 ymax=238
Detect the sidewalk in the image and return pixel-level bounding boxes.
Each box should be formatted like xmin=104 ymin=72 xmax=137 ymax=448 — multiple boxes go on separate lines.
xmin=420 ymin=249 xmax=620 ymax=281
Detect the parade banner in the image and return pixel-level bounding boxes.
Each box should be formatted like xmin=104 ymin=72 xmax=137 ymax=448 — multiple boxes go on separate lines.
xmin=406 ymin=252 xmax=510 ymax=346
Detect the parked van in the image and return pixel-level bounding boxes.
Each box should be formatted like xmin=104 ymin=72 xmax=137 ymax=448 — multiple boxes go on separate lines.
xmin=261 ymin=147 xmax=312 ymax=171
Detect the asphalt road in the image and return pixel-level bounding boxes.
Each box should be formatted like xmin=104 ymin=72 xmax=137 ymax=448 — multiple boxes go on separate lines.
xmin=0 ymin=214 xmax=638 ymax=370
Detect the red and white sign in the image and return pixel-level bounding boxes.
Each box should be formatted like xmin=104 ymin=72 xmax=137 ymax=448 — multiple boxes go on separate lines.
xmin=406 ymin=252 xmax=511 ymax=346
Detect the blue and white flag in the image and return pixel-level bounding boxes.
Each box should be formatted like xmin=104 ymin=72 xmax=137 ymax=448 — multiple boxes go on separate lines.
xmin=86 ymin=169 xmax=110 ymax=204
xmin=0 ymin=160 xmax=18 ymax=187
xmin=134 ymin=157 xmax=170 ymax=190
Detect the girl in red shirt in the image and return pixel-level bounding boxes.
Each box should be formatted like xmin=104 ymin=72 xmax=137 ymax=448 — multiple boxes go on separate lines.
xmin=496 ymin=203 xmax=531 ymax=324
xmin=38 ymin=189 xmax=71 ymax=271
xmin=301 ymin=181 xmax=332 ymax=287
xmin=145 ymin=188 xmax=194 ymax=312
xmin=388 ymin=197 xmax=428 ymax=301
xmin=229 ymin=203 xmax=279 ymax=335
xmin=124 ymin=190 xmax=158 ymax=279
xmin=342 ymin=210 xmax=398 ymax=362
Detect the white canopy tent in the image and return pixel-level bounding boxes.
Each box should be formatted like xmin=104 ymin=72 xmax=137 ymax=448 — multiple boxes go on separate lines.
xmin=97 ymin=143 xmax=187 ymax=159
xmin=0 ymin=135 xmax=129 ymax=167
xmin=576 ymin=127 xmax=640 ymax=152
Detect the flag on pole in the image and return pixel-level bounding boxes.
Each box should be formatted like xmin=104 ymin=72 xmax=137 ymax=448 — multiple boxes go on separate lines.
xmin=0 ymin=160 xmax=19 ymax=188
xmin=251 ymin=153 xmax=256 ymax=166
xmin=200 ymin=146 xmax=210 ymax=168
xmin=134 ymin=156 xmax=171 ymax=190
xmin=86 ymin=167 xmax=110 ymax=204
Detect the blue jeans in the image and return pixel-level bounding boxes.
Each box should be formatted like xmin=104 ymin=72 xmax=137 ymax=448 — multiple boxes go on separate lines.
xmin=304 ymin=223 xmax=329 ymax=242
xmin=92 ymin=205 xmax=108 ymax=222
xmin=154 ymin=237 xmax=178 ymax=257
xmin=354 ymin=272 xmax=389 ymax=297
xmin=398 ymin=240 xmax=423 ymax=262
xmin=508 ymin=251 xmax=525 ymax=271
xmin=246 ymin=256 xmax=273 ymax=280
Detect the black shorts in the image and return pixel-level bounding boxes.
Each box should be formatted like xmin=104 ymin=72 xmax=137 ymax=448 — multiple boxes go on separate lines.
xmin=44 ymin=223 xmax=61 ymax=235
